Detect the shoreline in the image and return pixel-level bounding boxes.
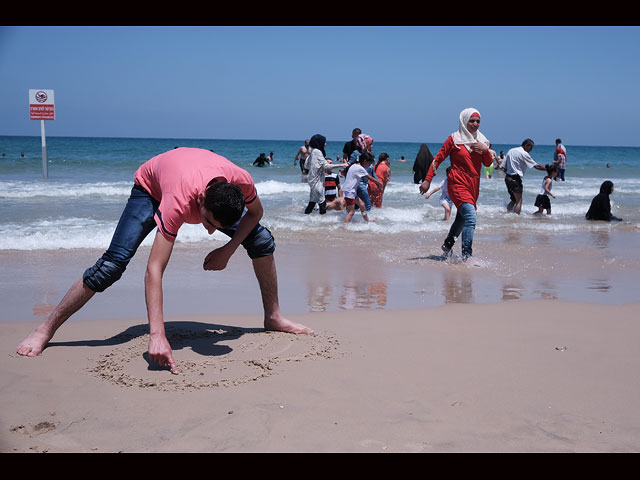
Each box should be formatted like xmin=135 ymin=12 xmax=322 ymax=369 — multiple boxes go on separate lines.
xmin=2 ymin=227 xmax=639 ymax=323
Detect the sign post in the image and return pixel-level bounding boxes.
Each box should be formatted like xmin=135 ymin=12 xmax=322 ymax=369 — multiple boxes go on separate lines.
xmin=29 ymin=89 xmax=55 ymax=179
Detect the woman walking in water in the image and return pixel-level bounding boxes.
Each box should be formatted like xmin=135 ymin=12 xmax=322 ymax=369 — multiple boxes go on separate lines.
xmin=419 ymin=108 xmax=493 ymax=265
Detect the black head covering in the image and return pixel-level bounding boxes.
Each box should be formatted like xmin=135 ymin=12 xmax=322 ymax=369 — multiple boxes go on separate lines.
xmin=586 ymin=181 xmax=614 ymax=221
xmin=413 ymin=144 xmax=434 ymax=184
xmin=309 ymin=134 xmax=326 ymax=157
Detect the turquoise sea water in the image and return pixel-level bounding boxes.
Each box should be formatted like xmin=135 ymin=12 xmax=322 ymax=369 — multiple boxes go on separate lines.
xmin=1 ymin=135 xmax=638 ymax=251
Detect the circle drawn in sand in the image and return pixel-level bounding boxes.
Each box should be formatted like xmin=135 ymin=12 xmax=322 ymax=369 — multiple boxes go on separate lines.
xmin=88 ymin=325 xmax=341 ymax=392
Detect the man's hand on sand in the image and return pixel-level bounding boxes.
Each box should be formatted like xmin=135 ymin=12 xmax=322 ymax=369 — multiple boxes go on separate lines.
xmin=148 ymin=334 xmax=178 ymax=374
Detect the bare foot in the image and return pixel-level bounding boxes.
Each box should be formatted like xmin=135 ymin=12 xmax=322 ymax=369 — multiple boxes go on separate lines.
xmin=265 ymin=317 xmax=314 ymax=335
xmin=16 ymin=327 xmax=54 ymax=357
xmin=463 ymin=257 xmax=482 ymax=267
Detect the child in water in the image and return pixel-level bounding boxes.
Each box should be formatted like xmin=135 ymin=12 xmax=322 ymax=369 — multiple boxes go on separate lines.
xmin=423 ymin=167 xmax=454 ymax=220
xmin=533 ymin=164 xmax=558 ymax=215
xmin=343 ymin=152 xmax=382 ymax=223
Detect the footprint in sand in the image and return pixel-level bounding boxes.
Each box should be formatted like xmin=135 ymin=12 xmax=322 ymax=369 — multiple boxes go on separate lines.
xmin=11 ymin=420 xmax=58 ymax=436
xmin=87 ymin=326 xmax=342 ymax=392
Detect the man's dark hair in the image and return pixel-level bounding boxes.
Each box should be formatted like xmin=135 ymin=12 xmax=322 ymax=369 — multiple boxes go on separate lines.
xmin=204 ymin=181 xmax=245 ymax=227
xmin=522 ymin=138 xmax=535 ymax=148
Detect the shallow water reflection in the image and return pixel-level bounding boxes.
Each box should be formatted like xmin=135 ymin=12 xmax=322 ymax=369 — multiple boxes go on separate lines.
xmin=442 ymin=270 xmax=474 ymax=304
xmin=587 ymin=278 xmax=612 ymax=292
xmin=590 ymin=229 xmax=611 ymax=250
xmin=306 ymin=281 xmax=388 ymax=312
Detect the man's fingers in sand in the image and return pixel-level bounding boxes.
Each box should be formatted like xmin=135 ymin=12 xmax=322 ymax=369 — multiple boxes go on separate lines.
xmin=150 ymin=352 xmax=178 ymax=373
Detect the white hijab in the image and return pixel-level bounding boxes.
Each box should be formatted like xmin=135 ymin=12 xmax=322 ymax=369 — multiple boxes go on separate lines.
xmin=451 ymin=107 xmax=490 ymax=152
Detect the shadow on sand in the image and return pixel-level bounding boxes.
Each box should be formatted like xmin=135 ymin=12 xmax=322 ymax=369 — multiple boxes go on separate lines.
xmin=47 ymin=321 xmax=265 ymax=372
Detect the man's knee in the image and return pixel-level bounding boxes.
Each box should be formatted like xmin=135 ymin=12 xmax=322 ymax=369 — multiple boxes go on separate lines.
xmin=246 ymin=225 xmax=276 ymax=259
xmin=83 ymin=257 xmax=128 ymax=293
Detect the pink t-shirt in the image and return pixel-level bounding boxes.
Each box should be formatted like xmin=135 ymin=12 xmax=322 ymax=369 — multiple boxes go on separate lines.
xmin=134 ymin=147 xmax=257 ymax=241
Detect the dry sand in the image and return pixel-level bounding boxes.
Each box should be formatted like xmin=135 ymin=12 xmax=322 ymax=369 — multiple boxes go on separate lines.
xmin=2 ymin=300 xmax=640 ymax=453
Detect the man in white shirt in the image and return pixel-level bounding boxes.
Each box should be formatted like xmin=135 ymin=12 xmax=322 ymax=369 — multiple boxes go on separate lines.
xmin=504 ymin=139 xmax=546 ymax=214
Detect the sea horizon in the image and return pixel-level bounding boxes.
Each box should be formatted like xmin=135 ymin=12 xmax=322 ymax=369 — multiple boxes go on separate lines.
xmin=4 ymin=134 xmax=640 ymax=150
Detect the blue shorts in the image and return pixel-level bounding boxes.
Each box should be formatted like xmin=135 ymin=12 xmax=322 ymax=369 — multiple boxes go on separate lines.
xmin=83 ymin=184 xmax=275 ymax=292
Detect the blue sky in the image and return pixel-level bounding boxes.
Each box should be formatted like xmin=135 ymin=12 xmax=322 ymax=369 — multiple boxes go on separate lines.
xmin=2 ymin=26 xmax=639 ymax=146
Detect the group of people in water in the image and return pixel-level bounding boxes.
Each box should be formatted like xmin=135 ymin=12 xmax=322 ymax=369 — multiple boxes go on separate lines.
xmin=295 ymin=110 xmax=622 ymax=267
xmin=296 ymin=130 xmax=392 ymax=223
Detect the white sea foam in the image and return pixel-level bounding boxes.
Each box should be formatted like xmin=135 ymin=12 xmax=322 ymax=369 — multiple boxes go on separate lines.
xmin=0 ymin=181 xmax=133 ymax=199
xmin=0 ymin=218 xmax=228 ymax=251
xmin=1 ymin=178 xmax=636 ymax=250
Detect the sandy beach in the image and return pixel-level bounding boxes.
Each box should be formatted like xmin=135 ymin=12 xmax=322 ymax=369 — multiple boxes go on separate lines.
xmin=2 ymin=230 xmax=640 ymax=453
xmin=2 ymin=301 xmax=640 ymax=453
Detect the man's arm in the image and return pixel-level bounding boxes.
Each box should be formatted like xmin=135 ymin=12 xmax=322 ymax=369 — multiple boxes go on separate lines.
xmin=145 ymin=230 xmax=177 ymax=373
xmin=203 ymin=195 xmax=264 ymax=271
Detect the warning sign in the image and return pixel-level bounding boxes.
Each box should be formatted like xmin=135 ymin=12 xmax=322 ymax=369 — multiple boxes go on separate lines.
xmin=29 ymin=89 xmax=55 ymax=120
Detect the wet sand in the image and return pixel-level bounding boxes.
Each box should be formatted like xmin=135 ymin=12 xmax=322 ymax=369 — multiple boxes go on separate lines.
xmin=2 ymin=228 xmax=638 ymax=322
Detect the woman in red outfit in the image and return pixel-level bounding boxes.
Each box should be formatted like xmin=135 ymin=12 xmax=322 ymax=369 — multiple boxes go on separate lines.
xmin=368 ymin=152 xmax=391 ymax=208
xmin=419 ymin=108 xmax=493 ymax=264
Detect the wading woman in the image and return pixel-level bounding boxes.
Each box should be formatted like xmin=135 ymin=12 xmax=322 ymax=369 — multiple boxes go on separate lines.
xmin=419 ymin=108 xmax=493 ymax=265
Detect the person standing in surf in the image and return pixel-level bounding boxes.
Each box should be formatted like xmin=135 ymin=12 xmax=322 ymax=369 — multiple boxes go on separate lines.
xmin=419 ymin=108 xmax=493 ymax=265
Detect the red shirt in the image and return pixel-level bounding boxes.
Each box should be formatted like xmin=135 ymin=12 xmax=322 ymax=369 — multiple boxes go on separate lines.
xmin=425 ymin=136 xmax=493 ymax=209
xmin=134 ymin=148 xmax=257 ymax=240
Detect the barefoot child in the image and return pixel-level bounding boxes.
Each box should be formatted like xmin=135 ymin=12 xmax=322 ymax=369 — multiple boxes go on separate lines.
xmin=343 ymin=152 xmax=382 ymax=223
xmin=423 ymin=167 xmax=454 ymax=220
xmin=533 ymin=164 xmax=558 ymax=215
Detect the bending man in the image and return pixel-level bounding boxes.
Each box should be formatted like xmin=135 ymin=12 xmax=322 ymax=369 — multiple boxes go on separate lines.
xmin=17 ymin=147 xmax=312 ymax=372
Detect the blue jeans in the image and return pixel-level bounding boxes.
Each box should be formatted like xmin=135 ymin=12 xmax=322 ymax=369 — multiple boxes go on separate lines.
xmin=356 ymin=182 xmax=372 ymax=211
xmin=83 ymin=184 xmax=275 ymax=292
xmin=443 ymin=202 xmax=476 ymax=259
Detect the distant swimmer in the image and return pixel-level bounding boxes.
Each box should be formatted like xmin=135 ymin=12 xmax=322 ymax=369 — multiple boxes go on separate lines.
xmin=253 ymin=153 xmax=270 ymax=167
xmin=294 ymin=139 xmax=311 ymax=175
